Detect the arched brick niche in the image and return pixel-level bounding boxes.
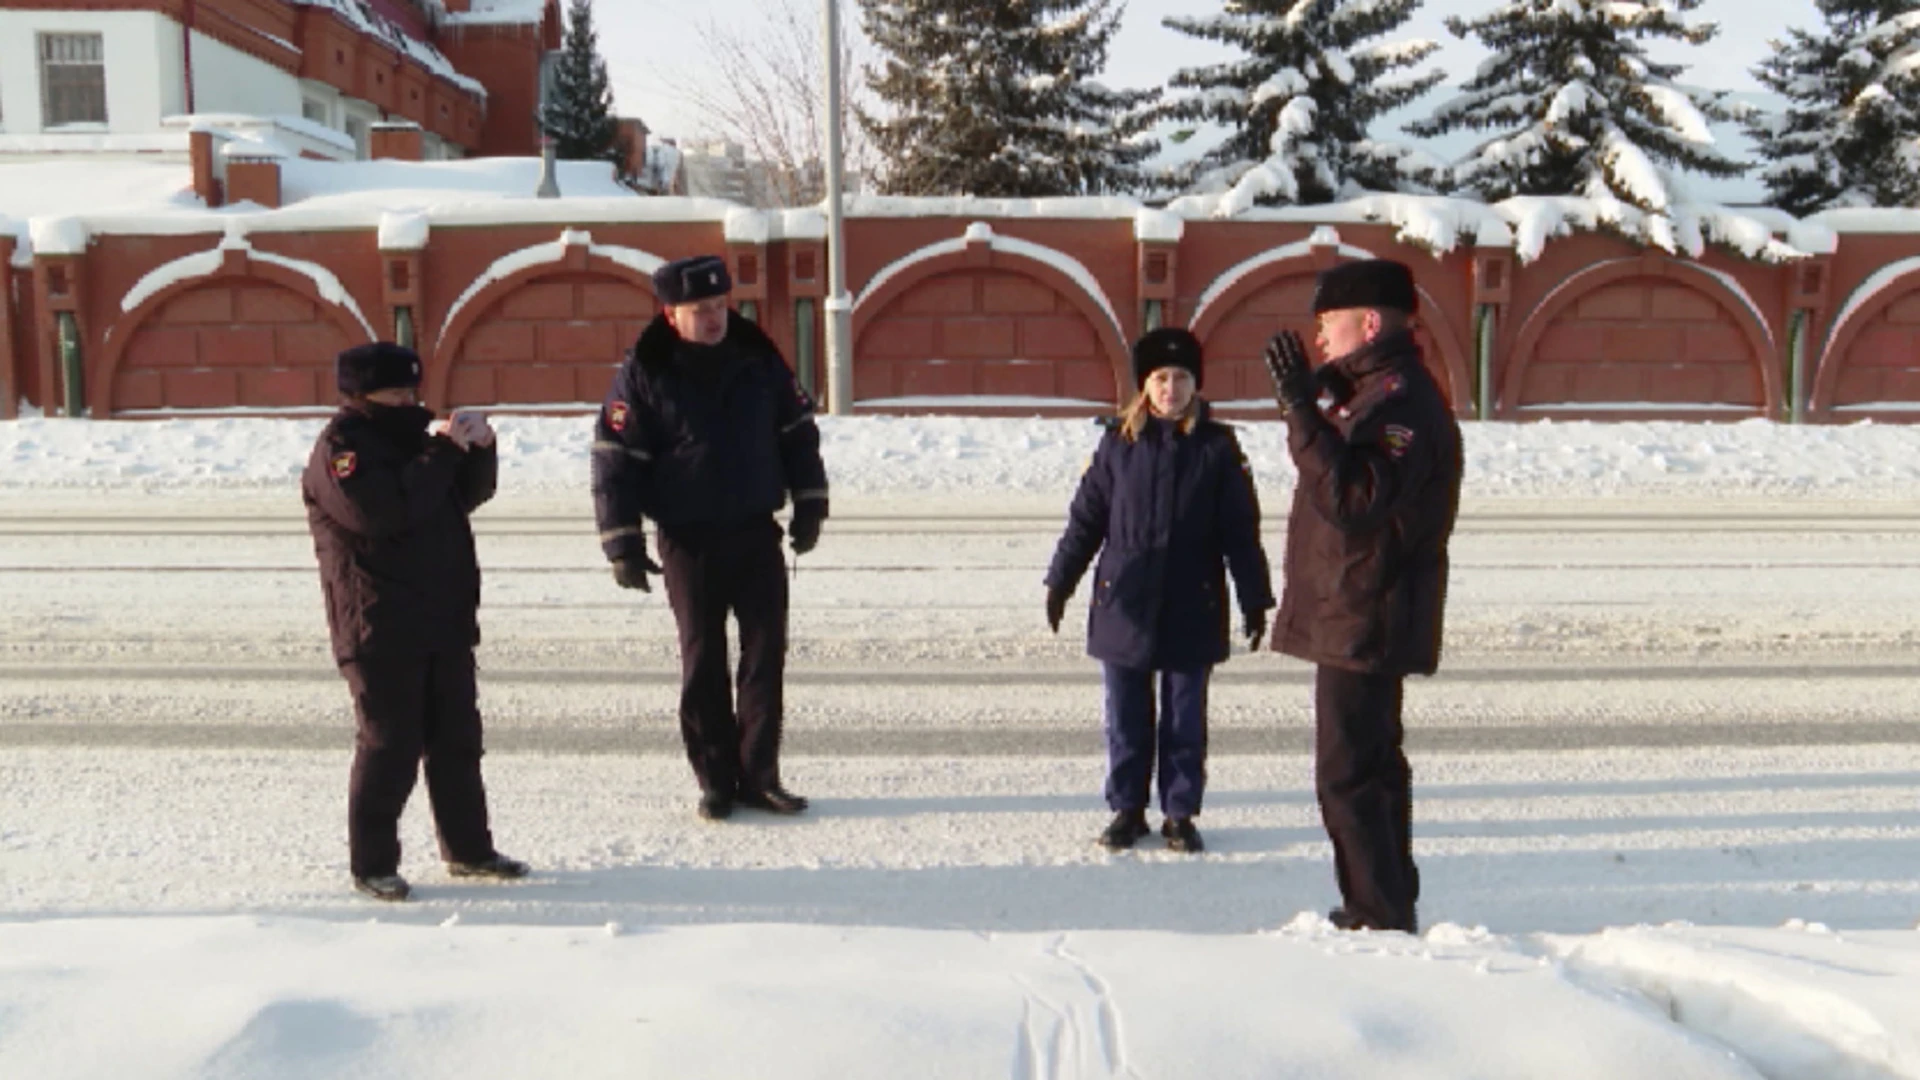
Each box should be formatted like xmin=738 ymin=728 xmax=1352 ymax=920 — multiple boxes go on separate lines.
xmin=1188 ymin=253 xmax=1471 ymax=413
xmin=101 ymin=250 xmax=374 ymax=414
xmin=850 ymin=236 xmax=1130 ymax=411
xmin=1811 ymin=256 xmax=1920 ymax=420
xmin=431 ymin=246 xmax=659 ymax=408
xmin=1501 ymin=257 xmax=1778 ymax=419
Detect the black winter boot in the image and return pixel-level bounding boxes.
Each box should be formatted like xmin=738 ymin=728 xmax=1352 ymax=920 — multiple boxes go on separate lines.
xmin=447 ymin=854 xmax=530 ymax=880
xmin=1098 ymin=809 xmax=1150 ymax=850
xmin=353 ymin=874 xmax=412 ymax=902
xmin=698 ymin=790 xmax=735 ymax=821
xmin=737 ymin=785 xmax=808 ymax=815
xmin=1161 ymin=816 xmax=1204 ymax=853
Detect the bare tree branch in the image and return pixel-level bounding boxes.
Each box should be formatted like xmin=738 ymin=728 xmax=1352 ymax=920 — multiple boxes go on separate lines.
xmin=664 ymin=0 xmax=874 ymax=207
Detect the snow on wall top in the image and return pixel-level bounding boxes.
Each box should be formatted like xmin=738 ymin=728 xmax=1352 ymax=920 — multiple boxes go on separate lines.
xmin=116 ymin=235 xmax=375 ymax=340
xmin=853 ymin=223 xmax=1123 ymax=343
xmin=438 ymin=229 xmax=665 ymax=341
xmin=1189 ymin=230 xmax=1382 ymax=330
xmin=843 ymin=195 xmax=1147 ymax=220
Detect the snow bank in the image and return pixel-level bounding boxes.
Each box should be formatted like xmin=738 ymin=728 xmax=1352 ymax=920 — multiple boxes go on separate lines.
xmin=13 ymin=415 xmax=1920 ymax=499
xmin=2 ymin=915 xmax=1914 ymax=1080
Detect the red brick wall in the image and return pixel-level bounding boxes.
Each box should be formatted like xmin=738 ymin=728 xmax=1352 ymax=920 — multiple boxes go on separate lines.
xmin=20 ymin=211 xmax=1920 ymax=420
xmin=437 ymin=23 xmax=549 ymax=158
xmin=445 ymin=272 xmax=654 ymax=406
xmin=857 ymin=268 xmax=1115 ymax=403
xmin=1513 ymin=277 xmax=1763 ymax=412
xmin=113 ymin=281 xmax=353 ymax=411
xmin=1824 ymin=290 xmax=1920 ymax=409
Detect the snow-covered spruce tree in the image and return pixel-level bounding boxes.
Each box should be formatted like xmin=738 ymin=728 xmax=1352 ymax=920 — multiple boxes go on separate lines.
xmin=1408 ymin=0 xmax=1746 ymax=221
xmin=540 ymin=0 xmax=626 ymax=179
xmin=1748 ymin=0 xmax=1920 ymax=214
xmin=1159 ymin=0 xmax=1445 ymax=208
xmin=857 ymin=0 xmax=1157 ymax=197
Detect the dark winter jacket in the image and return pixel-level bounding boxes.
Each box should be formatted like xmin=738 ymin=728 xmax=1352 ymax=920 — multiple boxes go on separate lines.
xmin=1272 ymin=329 xmax=1462 ymax=676
xmin=1046 ymin=402 xmax=1276 ymax=670
xmin=592 ymin=312 xmax=828 ymax=561
xmin=303 ymin=404 xmax=497 ymax=663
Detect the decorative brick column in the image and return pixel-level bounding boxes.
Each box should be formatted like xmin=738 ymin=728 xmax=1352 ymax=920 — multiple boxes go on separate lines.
xmin=1135 ymin=209 xmax=1183 ymax=331
xmin=727 ymin=240 xmax=770 ymax=323
xmin=786 ymin=238 xmax=827 ymax=393
xmin=378 ymin=213 xmax=429 ymax=357
xmin=1789 ymin=254 xmax=1833 ymax=423
xmin=1471 ymin=246 xmax=1514 ymax=419
xmin=32 ymin=253 xmax=88 ymax=416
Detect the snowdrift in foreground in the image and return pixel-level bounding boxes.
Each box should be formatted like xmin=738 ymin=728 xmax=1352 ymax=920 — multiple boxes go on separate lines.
xmin=12 ymin=414 xmax=1920 ymax=499
xmin=4 ymin=915 xmax=1916 ymax=1080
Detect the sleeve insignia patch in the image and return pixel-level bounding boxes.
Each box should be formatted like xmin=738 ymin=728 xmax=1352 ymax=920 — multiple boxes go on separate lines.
xmin=1383 ymin=425 xmax=1415 ymax=458
xmin=608 ymin=401 xmax=630 ymax=433
xmin=331 ymin=451 xmax=357 ymax=479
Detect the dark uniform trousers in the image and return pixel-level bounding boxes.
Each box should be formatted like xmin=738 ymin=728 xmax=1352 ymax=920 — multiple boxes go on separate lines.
xmin=341 ymin=650 xmax=494 ymax=879
xmin=1314 ymin=665 xmax=1419 ymax=931
xmin=659 ymin=516 xmax=790 ymax=797
xmin=1101 ymin=664 xmax=1210 ymax=818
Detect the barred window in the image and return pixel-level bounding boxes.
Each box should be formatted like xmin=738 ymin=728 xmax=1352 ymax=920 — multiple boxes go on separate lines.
xmin=40 ymin=33 xmax=106 ymax=128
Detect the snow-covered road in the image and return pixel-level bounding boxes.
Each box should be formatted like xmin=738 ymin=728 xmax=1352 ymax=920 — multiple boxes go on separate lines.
xmin=3 ymin=493 xmax=1917 ymax=937
xmin=7 ymin=415 xmax=1920 ymax=1077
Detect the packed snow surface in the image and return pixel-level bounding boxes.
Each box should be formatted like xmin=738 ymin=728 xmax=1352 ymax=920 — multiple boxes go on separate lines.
xmin=3 ymin=413 xmax=1920 ymax=1078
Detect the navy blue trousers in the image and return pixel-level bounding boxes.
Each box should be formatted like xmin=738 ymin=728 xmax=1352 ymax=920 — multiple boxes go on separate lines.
xmin=1101 ymin=663 xmax=1210 ymax=818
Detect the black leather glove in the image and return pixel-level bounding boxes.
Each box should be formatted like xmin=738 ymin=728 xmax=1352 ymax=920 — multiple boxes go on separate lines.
xmin=1045 ymin=587 xmax=1070 ymax=634
xmin=1263 ymin=331 xmax=1317 ymax=415
xmin=1244 ymin=610 xmax=1268 ymax=651
xmin=612 ymin=554 xmax=664 ymax=592
xmin=789 ymin=502 xmax=826 ymax=555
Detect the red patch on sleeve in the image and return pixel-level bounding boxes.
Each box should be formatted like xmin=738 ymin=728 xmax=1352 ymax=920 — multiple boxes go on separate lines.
xmin=608 ymin=401 xmax=629 ymax=433
xmin=1383 ymin=425 xmax=1415 ymax=458
xmin=331 ymin=451 xmax=357 ymax=478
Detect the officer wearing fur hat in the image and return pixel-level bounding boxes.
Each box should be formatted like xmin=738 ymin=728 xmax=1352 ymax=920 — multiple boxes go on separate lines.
xmin=592 ymin=255 xmax=828 ymax=822
xmin=303 ymin=342 xmax=529 ymax=902
xmin=1045 ymin=327 xmax=1275 ymax=853
xmin=1262 ymin=259 xmax=1463 ymax=933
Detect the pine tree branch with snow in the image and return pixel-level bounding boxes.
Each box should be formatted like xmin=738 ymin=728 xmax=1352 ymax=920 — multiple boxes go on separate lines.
xmin=1748 ymin=1 xmax=1920 ymax=215
xmin=1159 ymin=0 xmax=1445 ymax=211
xmin=857 ymin=0 xmax=1158 ymax=197
xmin=1408 ymin=0 xmax=1747 ymax=239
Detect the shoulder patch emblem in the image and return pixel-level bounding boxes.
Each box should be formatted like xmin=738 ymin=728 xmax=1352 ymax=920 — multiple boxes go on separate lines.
xmin=608 ymin=401 xmax=630 ymax=434
xmin=1383 ymin=424 xmax=1415 ymax=458
xmin=331 ymin=451 xmax=357 ymax=479
xmin=1382 ymin=375 xmax=1406 ymax=395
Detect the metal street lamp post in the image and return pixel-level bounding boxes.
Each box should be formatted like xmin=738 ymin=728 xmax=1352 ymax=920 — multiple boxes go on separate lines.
xmin=821 ymin=0 xmax=854 ymax=415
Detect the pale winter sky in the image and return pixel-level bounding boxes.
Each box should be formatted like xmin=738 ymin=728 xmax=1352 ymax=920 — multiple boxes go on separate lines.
xmin=600 ymin=0 xmax=1823 ymax=143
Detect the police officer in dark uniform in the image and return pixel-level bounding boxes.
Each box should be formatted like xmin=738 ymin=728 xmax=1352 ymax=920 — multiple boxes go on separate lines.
xmin=592 ymin=255 xmax=829 ymax=822
xmin=303 ymin=342 xmax=528 ymax=902
xmin=1262 ymin=260 xmax=1463 ymax=933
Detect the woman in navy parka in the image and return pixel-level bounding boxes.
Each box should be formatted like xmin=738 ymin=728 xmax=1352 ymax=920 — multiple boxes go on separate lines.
xmin=1045 ymin=328 xmax=1276 ymax=853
